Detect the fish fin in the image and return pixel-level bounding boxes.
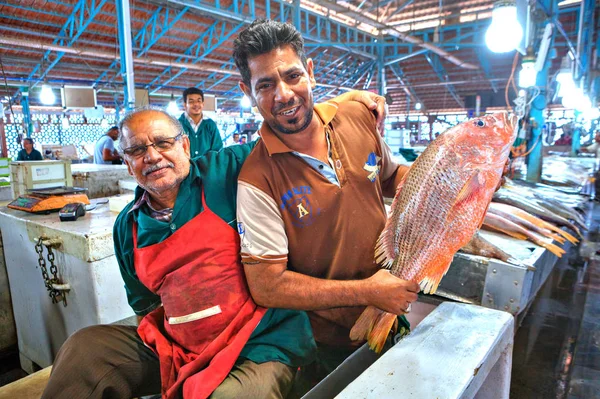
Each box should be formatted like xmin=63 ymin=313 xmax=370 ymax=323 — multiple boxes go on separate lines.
xmin=419 ymin=258 xmax=452 ymax=295
xmin=447 ymin=170 xmax=485 ymax=223
xmin=349 ymin=306 xmax=382 ymax=342
xmin=375 ymin=195 xmax=406 ymax=268
xmin=367 ymin=311 xmax=396 ymax=354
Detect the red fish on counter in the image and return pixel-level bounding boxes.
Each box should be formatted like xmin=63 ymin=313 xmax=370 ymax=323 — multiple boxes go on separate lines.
xmin=350 ymin=112 xmax=518 ymax=353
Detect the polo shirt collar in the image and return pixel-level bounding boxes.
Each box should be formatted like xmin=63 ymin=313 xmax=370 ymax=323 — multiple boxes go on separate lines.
xmin=258 ymin=101 xmax=339 ymax=156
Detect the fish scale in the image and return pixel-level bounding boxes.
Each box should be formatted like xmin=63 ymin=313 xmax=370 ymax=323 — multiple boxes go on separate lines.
xmin=353 ymin=112 xmax=517 ymax=353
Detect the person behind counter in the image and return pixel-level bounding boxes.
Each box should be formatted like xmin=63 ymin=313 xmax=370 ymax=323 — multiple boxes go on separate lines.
xmin=579 ymin=129 xmax=600 ymax=201
xmin=16 ymin=137 xmax=43 ymax=161
xmin=233 ymin=19 xmax=419 ymax=394
xmin=41 ymin=87 xmax=387 ymax=399
xmin=93 ymin=126 xmax=122 ymax=164
xmin=179 ymin=87 xmax=223 ymax=158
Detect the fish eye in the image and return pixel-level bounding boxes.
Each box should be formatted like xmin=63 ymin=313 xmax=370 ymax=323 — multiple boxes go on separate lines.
xmin=475 ymin=120 xmax=485 ymax=127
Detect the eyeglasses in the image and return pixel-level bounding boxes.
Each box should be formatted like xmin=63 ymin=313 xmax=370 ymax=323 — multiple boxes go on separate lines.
xmin=122 ymin=133 xmax=184 ymax=158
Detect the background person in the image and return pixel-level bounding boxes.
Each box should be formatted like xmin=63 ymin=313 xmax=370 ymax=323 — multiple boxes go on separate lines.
xmin=93 ymin=126 xmax=121 ymax=164
xmin=16 ymin=137 xmax=43 ymax=161
xmin=179 ymin=87 xmax=223 ymax=158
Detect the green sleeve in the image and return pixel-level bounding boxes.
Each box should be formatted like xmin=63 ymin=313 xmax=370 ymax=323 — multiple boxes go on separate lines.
xmin=113 ymin=206 xmax=161 ymax=316
xmin=16 ymin=150 xmax=24 ymax=161
xmin=209 ymin=120 xmax=224 ymax=152
xmin=33 ymin=150 xmax=43 ymax=161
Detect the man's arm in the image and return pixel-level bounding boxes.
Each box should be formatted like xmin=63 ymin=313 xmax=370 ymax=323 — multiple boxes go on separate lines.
xmin=15 ymin=150 xmax=24 ymax=161
xmin=244 ymin=263 xmax=418 ymax=315
xmin=237 ymin=181 xmax=419 ymax=315
xmin=102 ymin=148 xmax=121 ymax=162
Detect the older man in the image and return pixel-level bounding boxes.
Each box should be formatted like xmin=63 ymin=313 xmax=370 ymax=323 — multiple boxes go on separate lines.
xmin=233 ymin=19 xmax=419 ymax=391
xmin=42 ymin=88 xmax=386 ymax=398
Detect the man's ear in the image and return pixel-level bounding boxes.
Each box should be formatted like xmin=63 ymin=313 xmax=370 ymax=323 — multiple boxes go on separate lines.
xmin=239 ymin=81 xmax=257 ymax=107
xmin=123 ymin=158 xmax=134 ymax=176
xmin=307 ymin=58 xmax=316 ymax=89
xmin=181 ymin=135 xmax=191 ymax=159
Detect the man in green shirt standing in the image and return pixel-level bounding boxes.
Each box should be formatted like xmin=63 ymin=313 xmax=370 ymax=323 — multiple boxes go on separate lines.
xmin=179 ymin=87 xmax=223 ymax=158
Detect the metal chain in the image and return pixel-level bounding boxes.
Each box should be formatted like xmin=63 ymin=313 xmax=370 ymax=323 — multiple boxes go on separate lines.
xmin=35 ymin=237 xmax=67 ymax=307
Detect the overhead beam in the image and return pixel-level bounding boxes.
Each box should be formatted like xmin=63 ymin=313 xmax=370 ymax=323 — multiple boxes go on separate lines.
xmin=147 ymin=20 xmax=245 ymax=94
xmin=167 ymin=0 xmax=378 ymax=60
xmin=26 ymin=0 xmax=109 ymax=87
xmin=424 ymin=53 xmax=465 ymax=108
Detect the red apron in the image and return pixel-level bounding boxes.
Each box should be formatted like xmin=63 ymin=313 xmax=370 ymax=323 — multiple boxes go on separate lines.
xmin=133 ymin=190 xmax=267 ymax=399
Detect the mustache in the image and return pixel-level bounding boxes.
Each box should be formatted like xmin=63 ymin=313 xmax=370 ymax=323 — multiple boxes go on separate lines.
xmin=142 ymin=162 xmax=174 ymax=176
xmin=273 ymin=98 xmax=301 ymax=114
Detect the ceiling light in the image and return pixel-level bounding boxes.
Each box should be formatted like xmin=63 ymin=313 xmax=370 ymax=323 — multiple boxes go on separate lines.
xmin=415 ymin=102 xmax=422 ymax=110
xmin=39 ymin=83 xmax=56 ymax=105
xmin=241 ymin=95 xmax=251 ymax=109
xmin=166 ymin=94 xmax=180 ymax=115
xmin=518 ymin=57 xmax=537 ymax=88
xmin=485 ymin=1 xmax=523 ymax=53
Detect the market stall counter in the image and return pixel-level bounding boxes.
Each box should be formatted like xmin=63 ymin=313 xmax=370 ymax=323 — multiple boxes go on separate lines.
xmin=0 ymin=200 xmax=132 ymax=373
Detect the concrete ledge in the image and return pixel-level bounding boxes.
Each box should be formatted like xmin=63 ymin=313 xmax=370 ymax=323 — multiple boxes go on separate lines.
xmin=337 ymin=302 xmax=514 ymax=399
xmin=0 ymin=367 xmax=51 ymax=399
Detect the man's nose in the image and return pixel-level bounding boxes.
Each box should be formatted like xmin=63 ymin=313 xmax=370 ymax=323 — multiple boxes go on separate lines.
xmin=143 ymin=145 xmax=163 ymax=163
xmin=274 ymin=82 xmax=294 ymax=104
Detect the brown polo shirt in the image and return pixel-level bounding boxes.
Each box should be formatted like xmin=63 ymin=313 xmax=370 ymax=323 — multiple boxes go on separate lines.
xmin=237 ymin=100 xmax=407 ymax=347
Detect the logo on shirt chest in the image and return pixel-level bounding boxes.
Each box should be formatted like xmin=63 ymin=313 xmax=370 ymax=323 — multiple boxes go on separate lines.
xmin=280 ymin=186 xmax=317 ymax=228
xmin=363 ymin=152 xmax=381 ymax=182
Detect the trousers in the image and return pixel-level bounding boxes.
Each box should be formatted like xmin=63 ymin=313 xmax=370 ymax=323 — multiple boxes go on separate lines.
xmin=41 ymin=324 xmax=295 ymax=399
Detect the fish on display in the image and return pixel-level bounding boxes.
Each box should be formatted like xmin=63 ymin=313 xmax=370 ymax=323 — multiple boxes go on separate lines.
xmin=488 ymin=203 xmax=567 ymax=244
xmin=459 ymin=231 xmax=517 ymax=264
xmin=493 ymin=189 xmax=583 ymax=238
xmin=482 ymin=213 xmax=565 ymax=257
xmin=489 ymin=202 xmax=579 ymax=245
xmin=349 ymin=112 xmax=518 ymax=353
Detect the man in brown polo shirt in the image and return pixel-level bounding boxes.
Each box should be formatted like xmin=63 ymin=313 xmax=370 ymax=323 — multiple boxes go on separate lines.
xmin=233 ymin=19 xmax=420 ymax=390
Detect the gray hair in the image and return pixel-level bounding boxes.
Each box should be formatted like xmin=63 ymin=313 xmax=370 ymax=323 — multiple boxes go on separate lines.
xmin=117 ymin=106 xmax=184 ymax=154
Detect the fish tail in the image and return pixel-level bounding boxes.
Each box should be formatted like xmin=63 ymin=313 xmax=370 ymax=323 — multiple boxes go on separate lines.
xmin=367 ymin=311 xmax=397 ymax=354
xmin=555 ymin=229 xmax=579 ymax=244
xmin=535 ymin=240 xmax=566 ymax=258
xmin=548 ymin=232 xmax=566 ymax=244
xmin=349 ymin=306 xmax=382 ymax=342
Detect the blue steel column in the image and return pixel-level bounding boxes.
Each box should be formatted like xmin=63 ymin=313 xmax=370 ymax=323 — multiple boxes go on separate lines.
xmin=21 ymin=89 xmax=32 ymax=138
xmin=526 ymin=0 xmax=557 ymax=182
xmin=116 ymin=0 xmax=136 ymax=111
xmin=377 ymin=40 xmax=386 ymax=96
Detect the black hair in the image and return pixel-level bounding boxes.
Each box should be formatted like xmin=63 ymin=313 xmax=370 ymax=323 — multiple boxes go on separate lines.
xmin=233 ymin=19 xmax=307 ymax=88
xmin=23 ymin=137 xmax=34 ymax=145
xmin=182 ymin=87 xmax=204 ymax=103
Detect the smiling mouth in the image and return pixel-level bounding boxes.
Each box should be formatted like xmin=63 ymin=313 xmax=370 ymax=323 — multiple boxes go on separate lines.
xmin=279 ymin=106 xmax=299 ymax=117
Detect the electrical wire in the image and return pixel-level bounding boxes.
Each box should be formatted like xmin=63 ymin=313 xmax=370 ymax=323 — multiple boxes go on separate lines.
xmin=504 ymin=52 xmax=520 ymax=111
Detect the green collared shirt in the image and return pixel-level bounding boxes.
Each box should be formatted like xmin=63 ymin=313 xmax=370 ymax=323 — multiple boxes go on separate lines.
xmin=113 ymin=142 xmax=315 ymax=366
xmin=179 ymin=113 xmax=223 ymax=158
